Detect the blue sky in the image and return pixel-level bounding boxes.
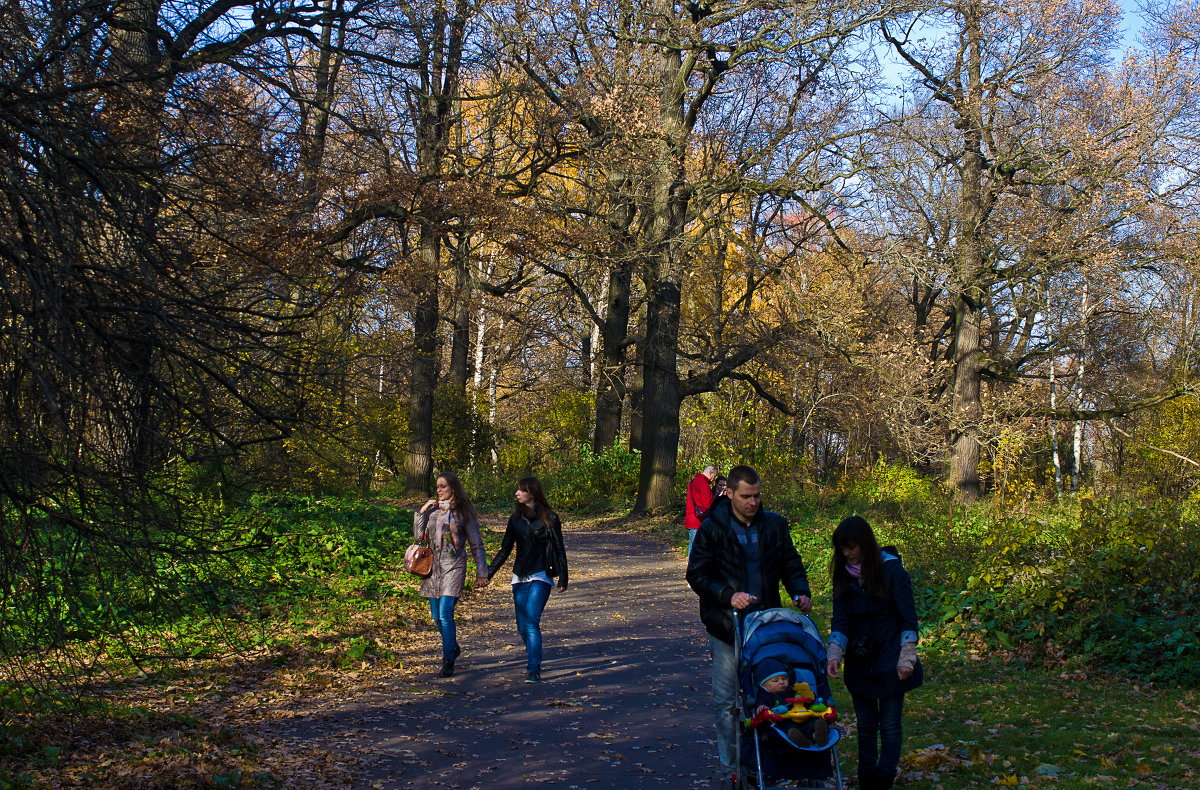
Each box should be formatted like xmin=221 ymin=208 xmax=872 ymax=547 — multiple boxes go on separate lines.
xmin=1118 ymin=0 xmax=1149 ymax=50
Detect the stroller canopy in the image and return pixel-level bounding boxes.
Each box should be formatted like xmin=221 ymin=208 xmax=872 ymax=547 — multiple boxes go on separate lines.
xmin=740 ymin=608 xmax=834 ymax=705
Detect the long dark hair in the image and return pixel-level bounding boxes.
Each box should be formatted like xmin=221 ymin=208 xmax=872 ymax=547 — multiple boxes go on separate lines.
xmin=438 ymin=471 xmax=479 ymax=527
xmin=514 ymin=476 xmax=555 ymax=527
xmin=830 ymin=515 xmax=886 ymax=599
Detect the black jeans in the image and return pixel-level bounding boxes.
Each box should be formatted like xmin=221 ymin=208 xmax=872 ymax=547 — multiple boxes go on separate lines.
xmin=850 ymin=691 xmax=905 ymax=780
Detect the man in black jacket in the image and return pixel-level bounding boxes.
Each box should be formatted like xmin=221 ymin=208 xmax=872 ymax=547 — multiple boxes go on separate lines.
xmin=686 ymin=465 xmax=812 ymax=786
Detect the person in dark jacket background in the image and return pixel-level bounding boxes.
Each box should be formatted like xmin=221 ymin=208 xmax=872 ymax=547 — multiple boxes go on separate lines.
xmin=825 ymin=515 xmax=923 ymax=790
xmin=487 ymin=476 xmax=568 ymax=683
xmin=686 ymin=465 xmax=811 ymax=786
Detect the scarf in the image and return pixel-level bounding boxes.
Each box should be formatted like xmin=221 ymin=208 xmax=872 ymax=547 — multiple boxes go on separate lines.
xmin=847 ymin=562 xmax=863 ymax=579
xmin=444 ymin=508 xmax=462 ymax=550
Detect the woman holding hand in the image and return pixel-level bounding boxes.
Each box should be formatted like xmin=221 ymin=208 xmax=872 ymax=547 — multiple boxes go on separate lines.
xmin=487 ymin=476 xmax=568 ymax=683
xmin=414 ymin=471 xmax=489 ymax=678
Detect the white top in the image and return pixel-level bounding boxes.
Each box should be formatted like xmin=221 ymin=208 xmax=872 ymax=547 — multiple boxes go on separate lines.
xmin=512 ymin=570 xmax=553 ymax=585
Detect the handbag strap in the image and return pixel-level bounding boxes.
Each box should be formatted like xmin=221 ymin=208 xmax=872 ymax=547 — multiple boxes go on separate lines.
xmin=417 ymin=509 xmax=430 ymax=544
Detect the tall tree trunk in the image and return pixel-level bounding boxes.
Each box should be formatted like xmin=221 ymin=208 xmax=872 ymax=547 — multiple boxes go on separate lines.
xmin=635 ymin=274 xmax=683 ymax=511
xmin=633 ymin=9 xmax=688 ymax=513
xmin=402 ymin=0 xmax=468 ymax=494
xmin=1071 ymin=280 xmax=1090 ymax=490
xmin=589 ymin=277 xmax=605 ymax=384
xmin=299 ymin=0 xmax=344 ymax=218
xmin=472 ymin=254 xmax=495 ymax=390
xmin=487 ymin=316 xmax=504 ymax=465
xmin=627 ymin=362 xmax=644 ymax=452
xmin=405 ymin=226 xmax=440 ymax=495
xmin=948 ymin=8 xmax=986 ymax=502
xmin=1050 ymin=355 xmax=1062 ymax=497
xmin=1046 ymin=290 xmax=1062 ymax=496
xmin=593 ymin=262 xmax=633 ymax=452
xmin=448 ymin=231 xmax=472 ymax=393
xmin=105 ymin=0 xmax=170 ymax=477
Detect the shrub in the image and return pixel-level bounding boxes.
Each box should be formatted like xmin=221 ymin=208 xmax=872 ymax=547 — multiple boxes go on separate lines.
xmin=453 ymin=443 xmax=641 ymax=513
xmin=837 ymin=457 xmax=935 ymax=516
xmin=545 ymin=443 xmax=641 ymax=511
xmin=0 ymin=492 xmax=419 ymax=696
xmin=935 ymin=497 xmax=1200 ymax=683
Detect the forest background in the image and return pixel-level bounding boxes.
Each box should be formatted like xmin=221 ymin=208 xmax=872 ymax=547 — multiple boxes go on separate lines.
xmin=3 ymin=0 xmax=1200 ymax=782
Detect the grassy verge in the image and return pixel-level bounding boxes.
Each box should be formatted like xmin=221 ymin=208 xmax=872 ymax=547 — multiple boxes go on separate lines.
xmin=0 ymin=497 xmax=503 ymax=790
xmin=889 ymin=644 xmax=1200 ymax=788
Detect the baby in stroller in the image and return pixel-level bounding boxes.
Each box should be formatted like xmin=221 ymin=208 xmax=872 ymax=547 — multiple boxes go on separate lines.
xmin=752 ymin=658 xmax=831 ymax=748
xmin=737 ymin=609 xmax=843 ymax=788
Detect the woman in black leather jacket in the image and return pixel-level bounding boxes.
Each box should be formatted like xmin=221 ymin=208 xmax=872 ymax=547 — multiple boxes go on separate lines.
xmin=486 ymin=476 xmax=568 ymax=682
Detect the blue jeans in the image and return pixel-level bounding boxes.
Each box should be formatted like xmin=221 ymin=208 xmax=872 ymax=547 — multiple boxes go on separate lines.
xmin=687 ymin=528 xmax=698 ymax=555
xmin=709 ymin=635 xmax=739 ymax=773
xmin=428 ymin=596 xmax=459 ymax=660
xmin=512 ymin=581 xmax=552 ymax=672
xmin=851 ymin=692 xmax=906 ymax=780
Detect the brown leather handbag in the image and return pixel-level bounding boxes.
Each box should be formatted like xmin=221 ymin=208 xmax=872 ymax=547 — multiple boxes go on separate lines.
xmin=404 ymin=535 xmax=433 ymax=577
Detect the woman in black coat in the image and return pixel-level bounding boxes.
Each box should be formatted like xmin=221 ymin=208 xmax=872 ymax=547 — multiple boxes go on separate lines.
xmin=486 ymin=476 xmax=568 ymax=683
xmin=825 ymin=516 xmax=922 ymax=790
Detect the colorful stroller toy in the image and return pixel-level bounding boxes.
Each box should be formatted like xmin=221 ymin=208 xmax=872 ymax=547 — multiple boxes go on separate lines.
xmin=736 ymin=608 xmax=844 ymax=789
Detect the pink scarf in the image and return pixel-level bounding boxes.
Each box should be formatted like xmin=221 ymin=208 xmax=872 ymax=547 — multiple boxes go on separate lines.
xmin=847 ymin=562 xmax=863 ymax=579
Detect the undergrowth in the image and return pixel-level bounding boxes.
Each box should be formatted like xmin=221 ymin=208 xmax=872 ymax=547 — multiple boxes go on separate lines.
xmin=766 ymin=469 xmax=1200 ymax=686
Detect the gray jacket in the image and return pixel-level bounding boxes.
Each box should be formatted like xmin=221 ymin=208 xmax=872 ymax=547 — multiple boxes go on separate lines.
xmin=414 ymin=507 xmax=488 ymax=598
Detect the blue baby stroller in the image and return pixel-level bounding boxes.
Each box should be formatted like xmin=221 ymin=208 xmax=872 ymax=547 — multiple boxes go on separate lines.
xmin=736 ymin=609 xmax=844 ymax=789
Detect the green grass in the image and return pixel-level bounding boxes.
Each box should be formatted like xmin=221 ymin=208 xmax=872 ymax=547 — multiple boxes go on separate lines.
xmin=839 ymin=644 xmax=1200 ymax=788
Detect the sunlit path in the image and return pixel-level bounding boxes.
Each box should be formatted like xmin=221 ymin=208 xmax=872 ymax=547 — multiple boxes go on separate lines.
xmin=261 ymin=518 xmax=722 ymax=789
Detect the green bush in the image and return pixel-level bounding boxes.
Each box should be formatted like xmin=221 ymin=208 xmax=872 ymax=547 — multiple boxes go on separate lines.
xmin=779 ymin=491 xmax=1200 ymax=685
xmin=933 ymin=497 xmax=1200 ymax=683
xmin=431 ymin=385 xmax=497 ymax=474
xmin=0 ymin=494 xmax=417 ymax=672
xmin=450 ymin=442 xmax=640 ymax=513
xmin=543 ymin=443 xmax=641 ymax=511
xmin=235 ymin=494 xmax=413 ymax=596
xmin=838 ymin=457 xmax=936 ymax=516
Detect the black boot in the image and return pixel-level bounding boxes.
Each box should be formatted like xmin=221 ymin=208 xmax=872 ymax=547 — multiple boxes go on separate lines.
xmin=877 ymin=773 xmax=895 ymax=789
xmin=858 ymin=774 xmax=878 ymax=790
xmin=438 ymin=658 xmax=455 ymax=677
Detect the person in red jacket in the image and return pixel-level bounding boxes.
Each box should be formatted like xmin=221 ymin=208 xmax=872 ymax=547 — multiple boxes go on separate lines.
xmin=685 ymin=465 xmax=718 ymax=554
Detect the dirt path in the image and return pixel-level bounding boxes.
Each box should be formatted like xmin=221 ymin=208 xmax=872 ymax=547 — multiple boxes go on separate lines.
xmin=259 ymin=519 xmax=724 ymax=789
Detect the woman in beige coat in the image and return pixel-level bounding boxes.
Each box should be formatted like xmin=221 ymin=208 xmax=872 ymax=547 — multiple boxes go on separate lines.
xmin=414 ymin=472 xmax=489 ymax=677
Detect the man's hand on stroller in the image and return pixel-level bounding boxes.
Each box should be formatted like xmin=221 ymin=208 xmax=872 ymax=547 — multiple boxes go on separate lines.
xmin=731 ymin=592 xmax=758 ymax=609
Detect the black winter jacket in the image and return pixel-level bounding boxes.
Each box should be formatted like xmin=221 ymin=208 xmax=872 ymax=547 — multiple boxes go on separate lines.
xmin=487 ymin=508 xmax=569 ymax=589
xmin=830 ymin=551 xmax=923 ymax=699
xmin=686 ymin=497 xmax=810 ymax=644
